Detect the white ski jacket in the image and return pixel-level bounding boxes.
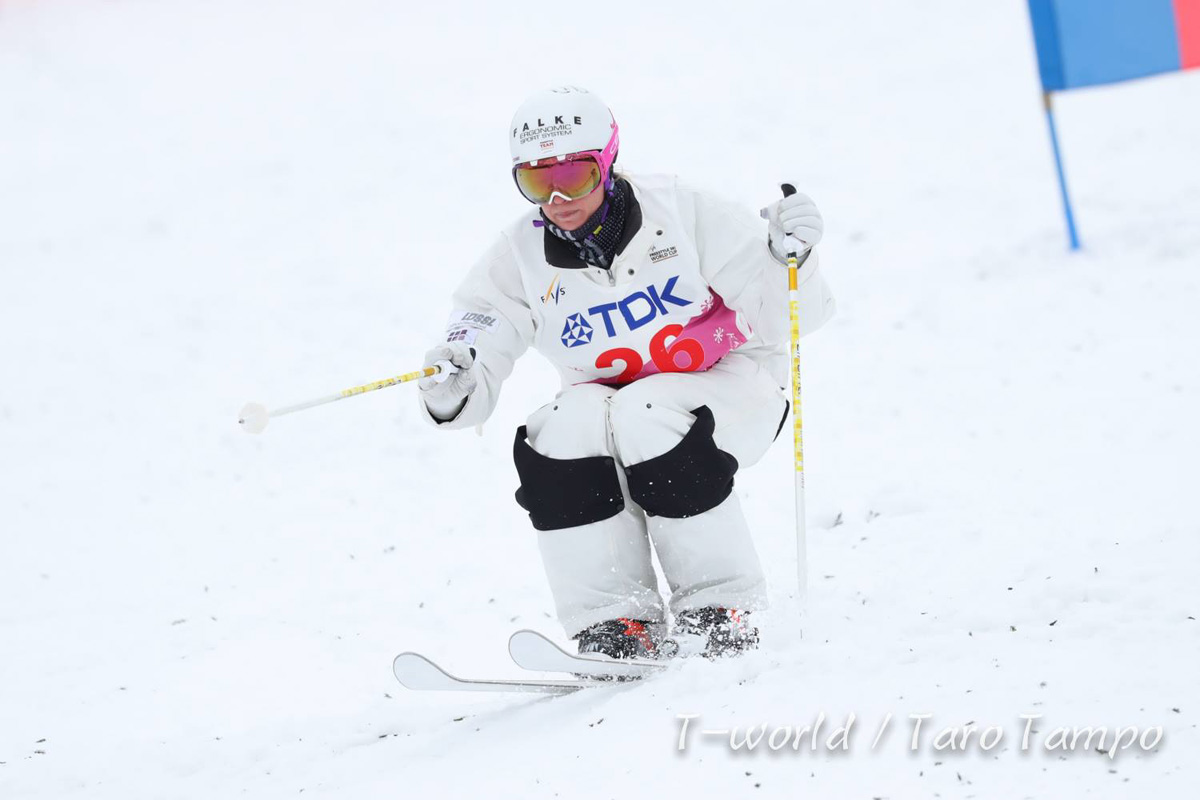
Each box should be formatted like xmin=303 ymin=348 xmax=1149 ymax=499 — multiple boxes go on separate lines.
xmin=421 ymin=173 xmax=835 ymax=428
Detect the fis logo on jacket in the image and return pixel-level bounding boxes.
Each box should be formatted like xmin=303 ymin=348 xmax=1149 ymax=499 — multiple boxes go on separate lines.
xmin=558 ymin=276 xmax=692 ymax=348
xmin=541 ymin=276 xmax=566 ymax=305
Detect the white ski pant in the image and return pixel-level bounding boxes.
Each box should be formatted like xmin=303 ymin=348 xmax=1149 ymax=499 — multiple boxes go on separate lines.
xmin=524 ymin=353 xmax=786 ymax=637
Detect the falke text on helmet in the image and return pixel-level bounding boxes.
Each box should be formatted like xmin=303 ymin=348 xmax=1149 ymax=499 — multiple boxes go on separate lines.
xmin=514 ymin=116 xmax=585 ymax=145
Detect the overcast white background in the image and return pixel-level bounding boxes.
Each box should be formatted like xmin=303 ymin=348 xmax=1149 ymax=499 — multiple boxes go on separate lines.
xmin=2 ymin=0 xmax=1197 ymax=797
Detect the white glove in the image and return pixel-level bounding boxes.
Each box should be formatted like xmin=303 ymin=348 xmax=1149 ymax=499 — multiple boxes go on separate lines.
xmin=418 ymin=342 xmax=477 ymax=421
xmin=761 ymin=189 xmax=823 ymax=263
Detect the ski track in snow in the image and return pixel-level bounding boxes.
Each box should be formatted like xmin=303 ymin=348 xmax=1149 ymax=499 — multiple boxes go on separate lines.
xmin=1 ymin=0 xmax=1197 ymax=797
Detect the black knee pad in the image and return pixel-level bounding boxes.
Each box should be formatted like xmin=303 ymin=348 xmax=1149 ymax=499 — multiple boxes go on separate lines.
xmin=624 ymin=405 xmax=738 ymax=518
xmin=513 ymin=426 xmax=625 ymax=531
xmin=774 ymin=399 xmax=790 ymax=442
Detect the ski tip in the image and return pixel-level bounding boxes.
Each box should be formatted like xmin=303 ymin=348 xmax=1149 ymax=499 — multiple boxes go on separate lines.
xmin=393 ymin=651 xmax=441 ymax=670
xmin=392 ymin=651 xmax=453 ymax=690
xmin=508 ymin=627 xmax=542 ymax=647
xmin=507 ymin=628 xmax=563 ymax=660
xmin=508 ymin=628 xmax=541 ymax=640
xmin=392 ymin=649 xmax=602 ymax=693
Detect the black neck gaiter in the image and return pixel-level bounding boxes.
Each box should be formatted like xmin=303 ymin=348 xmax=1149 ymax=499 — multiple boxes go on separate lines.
xmin=540 ymin=177 xmax=631 ymax=269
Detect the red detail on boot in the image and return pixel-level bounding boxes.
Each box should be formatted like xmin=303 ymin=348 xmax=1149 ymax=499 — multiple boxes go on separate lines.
xmin=619 ymin=617 xmax=655 ymax=653
xmin=726 ymin=608 xmax=751 ymax=632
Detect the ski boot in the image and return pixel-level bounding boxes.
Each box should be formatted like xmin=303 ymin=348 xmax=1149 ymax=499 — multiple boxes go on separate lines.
xmin=662 ymin=607 xmax=759 ymax=659
xmin=573 ymin=617 xmax=662 ymax=660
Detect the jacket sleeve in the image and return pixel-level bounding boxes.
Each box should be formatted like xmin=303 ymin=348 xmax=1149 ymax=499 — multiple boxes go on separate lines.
xmin=687 ymin=184 xmax=835 ymax=347
xmin=417 ymin=235 xmax=534 ymax=429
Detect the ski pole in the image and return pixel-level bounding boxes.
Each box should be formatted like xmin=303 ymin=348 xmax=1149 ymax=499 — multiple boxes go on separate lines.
xmin=780 ymin=182 xmax=808 ymax=610
xmin=238 ymin=361 xmax=457 ymax=434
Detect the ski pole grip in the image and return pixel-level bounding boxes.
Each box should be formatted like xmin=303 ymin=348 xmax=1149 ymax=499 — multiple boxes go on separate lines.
xmin=780 ymin=184 xmax=799 ymax=259
xmin=432 ymin=359 xmax=459 ymax=384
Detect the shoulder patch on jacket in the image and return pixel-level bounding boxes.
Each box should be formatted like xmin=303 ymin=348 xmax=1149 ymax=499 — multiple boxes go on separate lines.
xmin=445 ymin=309 xmax=501 ymax=344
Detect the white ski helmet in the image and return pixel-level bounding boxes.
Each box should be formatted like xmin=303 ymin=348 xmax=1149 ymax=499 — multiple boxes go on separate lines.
xmin=509 ymin=86 xmax=619 ymax=169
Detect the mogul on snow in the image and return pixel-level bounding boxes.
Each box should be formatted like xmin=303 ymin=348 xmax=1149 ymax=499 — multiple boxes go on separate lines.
xmin=418 ymin=86 xmax=834 ymax=660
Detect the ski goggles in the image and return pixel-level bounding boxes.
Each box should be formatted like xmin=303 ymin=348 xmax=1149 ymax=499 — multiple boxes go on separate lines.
xmin=512 ymin=151 xmax=606 ymax=205
xmin=511 ymin=122 xmax=621 ymax=205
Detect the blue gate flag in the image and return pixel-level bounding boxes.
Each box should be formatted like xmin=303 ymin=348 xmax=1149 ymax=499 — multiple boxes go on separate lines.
xmin=1029 ymin=0 xmax=1200 ymax=91
xmin=1026 ymin=0 xmax=1200 ymax=249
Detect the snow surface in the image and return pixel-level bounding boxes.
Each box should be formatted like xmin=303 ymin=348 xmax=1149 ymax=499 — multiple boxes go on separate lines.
xmin=2 ymin=0 xmax=1198 ymax=797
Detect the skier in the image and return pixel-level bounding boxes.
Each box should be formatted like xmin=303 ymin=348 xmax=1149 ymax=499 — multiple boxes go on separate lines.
xmin=417 ymin=86 xmax=834 ymax=659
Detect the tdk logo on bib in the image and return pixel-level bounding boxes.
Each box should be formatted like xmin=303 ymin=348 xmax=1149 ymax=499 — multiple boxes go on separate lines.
xmin=560 ymin=313 xmax=594 ymax=348
xmin=588 ymin=276 xmax=691 ymax=335
xmin=559 ymin=276 xmax=692 ymax=348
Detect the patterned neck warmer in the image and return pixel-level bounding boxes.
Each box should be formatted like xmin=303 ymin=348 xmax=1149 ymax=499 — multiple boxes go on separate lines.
xmin=540 ymin=177 xmax=631 ymax=269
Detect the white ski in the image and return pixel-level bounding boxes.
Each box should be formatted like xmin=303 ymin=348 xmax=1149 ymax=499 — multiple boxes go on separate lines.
xmin=392 ymin=651 xmax=603 ymax=694
xmin=508 ymin=629 xmax=668 ymax=680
